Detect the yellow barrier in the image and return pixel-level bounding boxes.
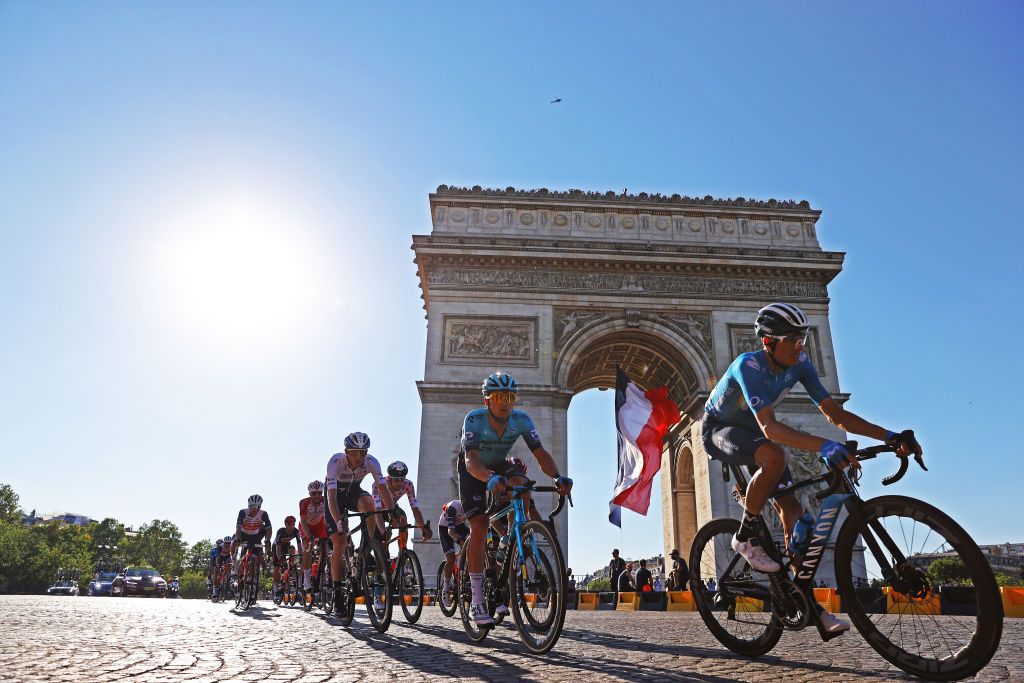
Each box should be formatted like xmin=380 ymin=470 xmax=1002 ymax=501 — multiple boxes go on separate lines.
xmin=577 ymin=592 xmax=599 ymax=610
xmin=886 ymin=587 xmax=940 ymax=615
xmin=615 ymin=592 xmax=640 ymax=611
xmin=355 ymin=596 xmax=364 ymax=605
xmin=813 ymin=587 xmax=841 ymax=613
xmin=735 ymin=596 xmax=764 ymax=613
xmin=666 ymin=591 xmax=695 ymax=612
xmin=1001 ymin=587 xmax=1024 ymax=618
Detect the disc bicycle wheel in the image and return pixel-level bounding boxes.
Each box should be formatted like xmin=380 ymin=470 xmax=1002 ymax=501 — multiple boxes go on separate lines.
xmin=436 ymin=560 xmax=457 ymax=618
xmin=362 ymin=538 xmax=393 ymax=633
xmin=399 ymin=549 xmax=425 ymax=624
xmin=835 ymin=495 xmax=1003 ymax=681
xmin=689 ymin=518 xmax=782 ymax=657
xmin=508 ymin=520 xmax=566 ymax=654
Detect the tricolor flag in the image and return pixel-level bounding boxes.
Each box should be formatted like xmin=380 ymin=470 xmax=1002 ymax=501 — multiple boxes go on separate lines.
xmin=609 ymin=366 xmax=681 ymax=527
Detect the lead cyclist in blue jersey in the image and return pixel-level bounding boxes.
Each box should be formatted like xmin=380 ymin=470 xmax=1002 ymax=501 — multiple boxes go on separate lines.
xmin=460 ymin=371 xmax=573 ymax=626
xmin=703 ymin=302 xmax=922 ymax=634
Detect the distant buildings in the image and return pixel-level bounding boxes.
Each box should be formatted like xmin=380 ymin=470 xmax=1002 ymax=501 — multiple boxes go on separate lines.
xmin=22 ymin=510 xmax=93 ymax=526
xmin=911 ymin=542 xmax=1023 ymax=578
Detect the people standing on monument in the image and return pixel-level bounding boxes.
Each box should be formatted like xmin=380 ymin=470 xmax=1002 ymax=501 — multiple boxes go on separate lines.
xmin=458 ymin=371 xmax=573 ymax=626
xmin=702 ymin=302 xmax=922 ymax=635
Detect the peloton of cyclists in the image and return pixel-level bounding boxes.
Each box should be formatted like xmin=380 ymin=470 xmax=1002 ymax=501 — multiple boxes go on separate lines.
xmin=702 ymin=302 xmax=922 ymax=634
xmin=459 ymin=371 xmax=573 ymax=626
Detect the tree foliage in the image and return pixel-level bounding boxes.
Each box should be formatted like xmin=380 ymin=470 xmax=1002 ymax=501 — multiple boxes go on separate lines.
xmin=928 ymin=557 xmax=971 ymax=585
xmin=0 ymin=483 xmax=23 ymax=524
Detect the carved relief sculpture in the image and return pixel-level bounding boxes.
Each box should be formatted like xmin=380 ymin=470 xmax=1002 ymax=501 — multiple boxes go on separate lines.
xmin=442 ymin=316 xmax=538 ymax=366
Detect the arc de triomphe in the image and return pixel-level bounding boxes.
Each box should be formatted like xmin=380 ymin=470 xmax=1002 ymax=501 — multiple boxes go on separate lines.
xmin=412 ymin=185 xmax=850 ymax=583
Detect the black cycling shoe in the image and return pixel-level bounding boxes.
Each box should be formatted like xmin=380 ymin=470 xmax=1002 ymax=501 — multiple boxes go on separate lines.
xmin=333 ymin=587 xmax=345 ymax=613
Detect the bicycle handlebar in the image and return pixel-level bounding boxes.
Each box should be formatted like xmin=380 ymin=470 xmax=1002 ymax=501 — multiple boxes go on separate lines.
xmin=815 ymin=432 xmax=927 ymax=499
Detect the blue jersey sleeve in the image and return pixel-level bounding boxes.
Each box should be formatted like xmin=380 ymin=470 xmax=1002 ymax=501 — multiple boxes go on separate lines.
xmin=796 ymin=353 xmax=830 ymax=405
xmin=518 ymin=413 xmax=543 ymax=451
xmin=736 ymin=354 xmax=774 ymax=413
xmin=462 ymin=412 xmax=482 ymax=452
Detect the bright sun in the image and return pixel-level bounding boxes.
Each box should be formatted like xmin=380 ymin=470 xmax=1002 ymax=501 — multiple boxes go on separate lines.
xmin=153 ymin=196 xmax=326 ymax=349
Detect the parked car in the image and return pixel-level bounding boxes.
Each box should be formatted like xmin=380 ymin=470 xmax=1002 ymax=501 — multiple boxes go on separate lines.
xmin=47 ymin=580 xmax=79 ymax=596
xmin=111 ymin=567 xmax=167 ymax=597
xmin=87 ymin=571 xmax=118 ymax=596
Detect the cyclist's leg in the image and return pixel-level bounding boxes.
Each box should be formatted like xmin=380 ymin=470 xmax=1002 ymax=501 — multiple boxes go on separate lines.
xmin=395 ymin=509 xmax=409 ymax=550
xmin=459 ymin=452 xmax=494 ymax=624
xmin=771 ymin=491 xmax=803 ymax=547
xmin=230 ymin=534 xmax=240 ymax=575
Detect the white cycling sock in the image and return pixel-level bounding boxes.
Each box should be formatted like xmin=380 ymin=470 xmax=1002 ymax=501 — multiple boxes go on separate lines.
xmin=304 ymin=568 xmax=311 ymax=584
xmin=470 ymin=572 xmax=484 ymax=605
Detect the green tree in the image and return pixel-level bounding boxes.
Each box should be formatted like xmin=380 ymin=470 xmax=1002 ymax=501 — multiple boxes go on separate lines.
xmin=586 ymin=577 xmax=612 ymax=592
xmin=928 ymin=557 xmax=970 ymax=585
xmin=0 ymin=483 xmax=23 ymax=524
xmin=183 ymin=539 xmax=214 ymax=574
xmin=123 ymin=519 xmax=186 ymax=577
xmin=91 ymin=518 xmax=126 ymax=571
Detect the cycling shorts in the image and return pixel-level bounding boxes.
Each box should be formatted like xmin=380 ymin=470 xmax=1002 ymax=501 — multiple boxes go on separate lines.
xmin=325 ymin=484 xmax=371 ymax=534
xmin=701 ymin=413 xmax=794 ymax=489
xmin=439 ymin=522 xmax=470 ymax=555
xmin=458 ymin=456 xmax=528 ymax=519
xmin=300 ymin=521 xmax=328 ymax=544
xmin=236 ymin=534 xmax=266 ymax=555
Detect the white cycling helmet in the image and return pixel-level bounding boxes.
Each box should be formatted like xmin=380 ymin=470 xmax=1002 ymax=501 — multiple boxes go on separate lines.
xmin=247 ymin=494 xmax=263 ymax=508
xmin=344 ymin=432 xmax=371 ymax=450
xmin=307 ymin=480 xmax=323 ymax=494
xmin=755 ymin=303 xmax=809 ymax=338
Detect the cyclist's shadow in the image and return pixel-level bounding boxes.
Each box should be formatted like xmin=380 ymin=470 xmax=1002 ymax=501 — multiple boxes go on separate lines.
xmin=228 ymin=604 xmax=280 ymax=621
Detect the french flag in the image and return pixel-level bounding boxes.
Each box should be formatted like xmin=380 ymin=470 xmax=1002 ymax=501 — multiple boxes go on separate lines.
xmin=609 ymin=366 xmax=681 ymax=527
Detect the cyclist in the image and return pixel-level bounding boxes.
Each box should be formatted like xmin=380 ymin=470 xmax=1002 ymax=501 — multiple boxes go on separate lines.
xmin=437 ymin=498 xmax=469 ymax=599
xmin=325 ymin=431 xmax=397 ymax=613
xmin=373 ymin=460 xmax=434 ymax=549
xmin=298 ymin=480 xmax=329 ymax=593
xmin=702 ymin=302 xmax=921 ymax=633
xmin=459 ymin=371 xmax=573 ymax=626
xmin=231 ymin=494 xmax=272 ymax=578
xmin=272 ymin=516 xmax=300 ymax=600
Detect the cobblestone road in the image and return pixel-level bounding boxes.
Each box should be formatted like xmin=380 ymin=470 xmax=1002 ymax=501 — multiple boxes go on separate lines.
xmin=0 ymin=596 xmax=1020 ymax=682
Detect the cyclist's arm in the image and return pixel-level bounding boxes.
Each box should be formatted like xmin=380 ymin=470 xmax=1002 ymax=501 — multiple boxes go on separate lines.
xmin=530 ymin=446 xmax=562 ymax=480
xmin=464 ymin=448 xmax=492 ymax=483
xmin=326 ymin=458 xmax=342 ymax=527
xmin=754 ymin=406 xmax=828 ymax=451
xmin=817 ymin=398 xmax=893 ymax=442
xmin=369 ymin=458 xmax=395 ymax=510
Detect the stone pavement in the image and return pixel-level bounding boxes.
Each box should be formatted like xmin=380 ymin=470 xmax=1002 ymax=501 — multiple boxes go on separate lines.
xmin=0 ymin=596 xmax=1019 ymax=682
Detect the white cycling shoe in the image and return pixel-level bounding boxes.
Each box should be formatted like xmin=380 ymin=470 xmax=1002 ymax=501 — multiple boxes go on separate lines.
xmin=819 ymin=609 xmax=851 ymax=634
xmin=471 ymin=602 xmax=495 ymax=626
xmin=731 ymin=535 xmax=782 ymax=573
xmin=495 ymin=604 xmax=509 ymax=616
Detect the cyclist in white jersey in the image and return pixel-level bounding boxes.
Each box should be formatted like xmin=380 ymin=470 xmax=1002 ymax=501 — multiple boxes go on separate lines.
xmin=437 ymin=499 xmax=469 ymax=597
xmin=373 ymin=460 xmax=433 ymax=549
xmin=325 ymin=431 xmax=396 ymax=612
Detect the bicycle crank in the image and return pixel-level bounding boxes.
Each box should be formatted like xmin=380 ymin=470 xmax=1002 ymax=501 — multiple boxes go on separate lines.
xmin=769 ymin=574 xmax=811 ymax=630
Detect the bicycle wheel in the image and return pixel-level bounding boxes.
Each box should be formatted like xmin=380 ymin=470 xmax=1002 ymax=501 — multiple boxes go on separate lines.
xmin=322 ymin=559 xmax=336 ymax=617
xmin=834 ymin=495 xmax=1003 ymax=681
xmin=249 ymin=561 xmax=261 ymax=608
xmin=508 ymin=520 xmax=567 ymax=654
xmin=399 ymin=549 xmax=425 ymax=624
xmin=362 ymin=537 xmax=393 ymax=633
xmin=457 ymin=545 xmax=490 ymax=643
xmin=689 ymin=517 xmax=782 ymax=657
xmin=273 ymin=576 xmax=282 ymax=606
xmin=436 ymin=561 xmax=457 ymax=617
xmin=234 ymin=565 xmax=247 ymax=610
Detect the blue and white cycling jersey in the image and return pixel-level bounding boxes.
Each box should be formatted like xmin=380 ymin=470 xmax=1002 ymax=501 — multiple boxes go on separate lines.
xmin=705 ymin=350 xmax=830 ymax=431
xmin=209 ymin=546 xmax=221 ymax=561
xmin=461 ymin=408 xmax=543 ymax=471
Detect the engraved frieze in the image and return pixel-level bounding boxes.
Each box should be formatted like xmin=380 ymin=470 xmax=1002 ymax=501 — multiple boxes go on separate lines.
xmin=442 ymin=315 xmax=538 ymax=367
xmin=428 ymin=268 xmax=828 ymax=301
xmin=554 ymin=310 xmax=605 ymax=349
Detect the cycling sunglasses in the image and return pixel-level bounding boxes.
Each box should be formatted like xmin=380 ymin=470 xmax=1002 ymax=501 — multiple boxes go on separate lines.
xmin=770 ymin=332 xmax=808 ymax=346
xmin=487 ymin=391 xmax=517 ymax=405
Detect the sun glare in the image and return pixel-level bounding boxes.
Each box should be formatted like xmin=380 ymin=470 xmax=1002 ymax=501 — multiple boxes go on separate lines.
xmin=154 ymin=197 xmax=327 ymax=350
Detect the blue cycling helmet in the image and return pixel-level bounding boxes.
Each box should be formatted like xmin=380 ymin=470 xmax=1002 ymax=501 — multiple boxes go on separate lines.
xmin=344 ymin=432 xmax=371 ymax=450
xmin=482 ymin=372 xmax=518 ymax=397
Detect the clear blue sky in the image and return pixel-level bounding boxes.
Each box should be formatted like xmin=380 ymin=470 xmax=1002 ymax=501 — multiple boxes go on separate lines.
xmin=2 ymin=3 xmax=1021 ymax=577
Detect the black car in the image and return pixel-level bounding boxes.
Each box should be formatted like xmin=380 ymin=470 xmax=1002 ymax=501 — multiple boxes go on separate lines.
xmin=87 ymin=571 xmax=117 ymax=596
xmin=111 ymin=567 xmax=167 ymax=597
xmin=47 ymin=580 xmax=80 ymax=596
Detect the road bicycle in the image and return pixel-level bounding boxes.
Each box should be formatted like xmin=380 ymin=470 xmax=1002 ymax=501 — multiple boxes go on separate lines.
xmin=234 ymin=541 xmax=267 ymax=611
xmin=690 ymin=435 xmax=1003 ymax=681
xmin=210 ymin=561 xmax=232 ymax=603
xmin=384 ymin=518 xmax=432 ymax=624
xmin=458 ymin=481 xmax=571 ymax=654
xmin=436 ymin=535 xmax=464 ymax=618
xmin=274 ymin=549 xmax=299 ymax=607
xmin=334 ymin=508 xmax=394 ymax=633
xmin=300 ymin=538 xmax=333 ymax=614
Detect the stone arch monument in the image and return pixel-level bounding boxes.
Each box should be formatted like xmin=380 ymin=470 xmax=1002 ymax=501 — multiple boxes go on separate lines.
xmin=412 ymin=185 xmax=850 ymax=584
